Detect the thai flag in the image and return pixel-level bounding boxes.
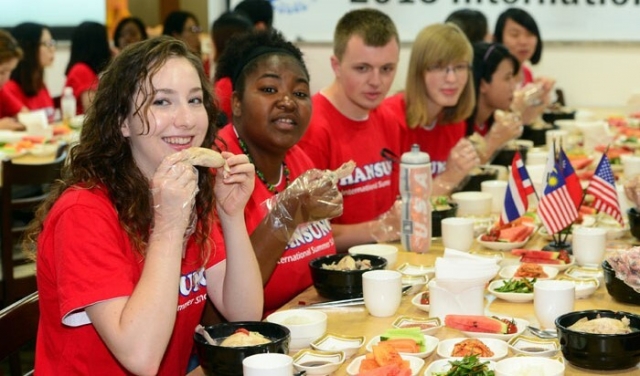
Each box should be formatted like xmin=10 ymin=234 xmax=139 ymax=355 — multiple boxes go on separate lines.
xmin=538 ymin=162 xmax=579 ymax=234
xmin=586 ymin=154 xmax=623 ymax=225
xmin=558 ymin=148 xmax=583 ymax=208
xmin=501 ymin=152 xmax=536 ymax=224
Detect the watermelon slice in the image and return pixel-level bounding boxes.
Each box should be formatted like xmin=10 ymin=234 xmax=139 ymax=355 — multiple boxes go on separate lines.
xmin=499 ymin=225 xmax=534 ymax=243
xmin=512 ymin=249 xmax=570 ymax=264
xmin=520 ymin=257 xmax=566 ymax=265
xmin=444 ymin=315 xmax=508 ymax=334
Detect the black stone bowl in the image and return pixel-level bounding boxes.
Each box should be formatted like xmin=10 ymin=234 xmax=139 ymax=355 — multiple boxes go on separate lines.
xmin=194 ymin=321 xmax=290 ymax=376
xmin=432 ymin=202 xmax=458 ymax=238
xmin=309 ymin=254 xmax=387 ymax=300
xmin=602 ymin=260 xmax=640 ymax=305
xmin=458 ymin=168 xmax=499 ymax=192
xmin=521 ymin=123 xmax=557 ymax=146
xmin=492 ymin=145 xmax=529 ymax=167
xmin=542 ymin=109 xmax=576 ymax=124
xmin=556 ymin=310 xmax=640 ymax=370
xmin=628 ymin=208 xmax=640 ymax=241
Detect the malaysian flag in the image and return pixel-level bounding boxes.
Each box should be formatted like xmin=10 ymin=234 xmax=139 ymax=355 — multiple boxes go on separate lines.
xmin=538 ymin=162 xmax=579 ymax=234
xmin=501 ymin=152 xmax=536 ymax=224
xmin=586 ymin=154 xmax=623 ymax=225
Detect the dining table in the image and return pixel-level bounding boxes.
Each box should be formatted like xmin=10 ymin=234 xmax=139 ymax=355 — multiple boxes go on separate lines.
xmin=188 ymin=228 xmax=640 ymax=376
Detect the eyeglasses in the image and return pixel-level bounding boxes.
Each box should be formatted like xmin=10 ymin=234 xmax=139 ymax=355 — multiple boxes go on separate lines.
xmin=427 ymin=63 xmax=470 ymax=78
xmin=184 ymin=25 xmax=201 ymax=34
xmin=40 ymin=39 xmax=56 ymax=48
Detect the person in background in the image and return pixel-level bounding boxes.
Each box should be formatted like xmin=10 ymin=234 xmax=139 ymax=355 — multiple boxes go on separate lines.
xmin=445 ymin=9 xmax=491 ymax=43
xmin=215 ymin=29 xmax=342 ymax=315
xmin=234 ymin=0 xmax=274 ymax=30
xmin=64 ymin=21 xmax=112 ymax=114
xmin=162 ymin=10 xmax=209 ymax=77
xmin=211 ymin=11 xmax=253 ymax=125
xmin=25 ymin=36 xmax=263 ymax=374
xmin=0 ymin=29 xmax=26 ymax=130
xmin=382 ymin=23 xmax=480 ymax=196
xmin=112 ymin=16 xmax=148 ymax=52
xmin=465 ymin=42 xmax=523 ymax=161
xmin=298 ymin=8 xmax=402 ymax=252
xmin=5 ymin=22 xmax=55 ymax=122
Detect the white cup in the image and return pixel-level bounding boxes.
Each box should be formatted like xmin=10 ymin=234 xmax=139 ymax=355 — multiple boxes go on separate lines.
xmin=441 ymin=217 xmax=475 ymax=252
xmin=534 ymin=280 xmax=575 ymax=330
xmin=622 ymin=155 xmax=640 ymax=181
xmin=545 ymin=129 xmax=568 ymax=150
xmin=242 ymin=353 xmax=293 ymax=376
xmin=481 ymin=180 xmax=508 ymax=214
xmin=362 ymin=270 xmax=402 ymax=317
xmin=572 ymin=227 xmax=607 ymax=267
xmin=526 ymin=149 xmax=549 ymax=166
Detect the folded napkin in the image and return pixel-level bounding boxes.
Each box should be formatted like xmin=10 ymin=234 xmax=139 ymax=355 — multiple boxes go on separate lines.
xmin=434 ymin=251 xmax=499 ymax=293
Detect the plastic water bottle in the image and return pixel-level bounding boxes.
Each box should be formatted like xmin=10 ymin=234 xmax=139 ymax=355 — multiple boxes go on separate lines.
xmin=400 ymin=144 xmax=432 ymax=253
xmin=60 ymin=86 xmax=76 ymax=127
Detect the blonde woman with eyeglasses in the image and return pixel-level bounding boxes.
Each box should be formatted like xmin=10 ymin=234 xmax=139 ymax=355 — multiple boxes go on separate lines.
xmin=382 ymin=23 xmax=479 ymax=195
xmin=5 ymin=22 xmax=56 ymax=122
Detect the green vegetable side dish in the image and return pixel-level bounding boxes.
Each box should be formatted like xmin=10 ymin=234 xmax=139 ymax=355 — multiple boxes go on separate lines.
xmin=431 ymin=196 xmax=452 ymax=211
xmin=432 ymin=355 xmax=495 ymax=376
xmin=494 ymin=278 xmax=537 ymax=293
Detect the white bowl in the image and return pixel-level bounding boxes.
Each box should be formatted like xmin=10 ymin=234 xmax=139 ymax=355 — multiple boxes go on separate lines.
xmin=424 ymin=359 xmax=497 ymax=375
xmin=266 ymin=309 xmax=327 ymax=351
xmin=508 ymin=335 xmax=560 ymax=357
xmin=29 ymin=143 xmax=57 ymax=157
xmin=477 ymin=234 xmax=530 ymax=251
xmin=451 ymin=192 xmax=493 ymax=217
xmin=310 ymin=333 xmax=364 ymax=358
xmin=436 ymin=337 xmax=509 ymax=361
xmin=397 ymin=263 xmax=434 ymax=278
xmin=292 ymin=348 xmax=344 ymax=375
xmin=392 ymin=316 xmax=443 ymax=336
xmin=411 ymin=291 xmax=430 ymax=312
xmin=402 ymin=274 xmax=428 ymax=295
xmin=365 ymin=333 xmax=439 ymax=359
xmin=495 ymin=356 xmax=565 ymax=376
xmin=348 ymin=244 xmax=398 ymax=268
xmin=346 ymin=354 xmax=424 ymax=376
xmin=69 ymin=115 xmax=85 ymax=129
xmin=557 ymin=276 xmax=600 ymax=299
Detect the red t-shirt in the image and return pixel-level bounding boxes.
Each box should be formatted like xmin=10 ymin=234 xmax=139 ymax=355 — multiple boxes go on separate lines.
xmin=64 ymin=62 xmax=99 ymax=114
xmin=214 ymin=77 xmax=233 ymax=121
xmin=35 ymin=186 xmax=224 ymax=375
xmin=216 ymin=125 xmax=336 ymax=315
xmin=521 ymin=65 xmax=534 ymax=87
xmin=383 ymin=93 xmax=466 ymax=177
xmin=297 ymin=93 xmax=400 ymax=224
xmin=3 ymin=79 xmax=54 ymax=122
xmin=0 ymin=87 xmax=24 ymax=118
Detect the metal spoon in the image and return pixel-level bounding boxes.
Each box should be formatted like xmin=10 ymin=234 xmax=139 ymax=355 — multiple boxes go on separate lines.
xmin=527 ymin=326 xmax=558 ymax=339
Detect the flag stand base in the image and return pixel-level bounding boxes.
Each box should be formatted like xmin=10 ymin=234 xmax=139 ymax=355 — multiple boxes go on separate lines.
xmin=542 ymin=241 xmax=572 ymax=254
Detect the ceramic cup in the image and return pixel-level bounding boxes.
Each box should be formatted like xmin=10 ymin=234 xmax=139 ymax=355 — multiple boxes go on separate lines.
xmin=572 ymin=227 xmax=607 ymax=267
xmin=481 ymin=180 xmax=508 ymax=214
xmin=441 ymin=217 xmax=475 ymax=252
xmin=534 ymin=280 xmax=575 ymax=330
xmin=545 ymin=130 xmax=568 ymax=150
xmin=622 ymin=155 xmax=640 ymax=181
xmin=362 ymin=270 xmax=402 ymax=317
xmin=243 ymin=353 xmax=294 ymax=376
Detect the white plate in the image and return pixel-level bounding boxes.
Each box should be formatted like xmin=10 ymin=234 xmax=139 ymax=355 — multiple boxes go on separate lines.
xmin=488 ymin=279 xmax=534 ymax=303
xmin=310 ymin=333 xmax=365 ymax=358
xmin=411 ymin=291 xmax=430 ymax=312
xmin=392 ymin=316 xmax=443 ymax=336
xmin=346 ymin=354 xmax=424 ymax=376
xmin=436 ymin=337 xmax=509 ymax=361
xmin=397 ymin=263 xmax=434 ymax=278
xmin=402 ymin=275 xmax=428 ymax=295
xmin=423 ymin=359 xmax=497 ymax=375
xmin=557 ymin=276 xmax=600 ymax=299
xmin=499 ymin=264 xmax=559 ymax=280
xmin=365 ymin=334 xmax=439 ymax=359
xmin=292 ymin=349 xmax=345 ymax=375
xmin=0 ymin=130 xmax=27 ymax=144
xmin=564 ymin=265 xmax=604 ymax=284
xmin=508 ymin=334 xmax=560 ymax=357
xmin=455 ymin=317 xmax=529 ymax=342
xmin=476 ymin=234 xmax=530 ymax=252
xmin=516 ymin=256 xmax=575 ymax=272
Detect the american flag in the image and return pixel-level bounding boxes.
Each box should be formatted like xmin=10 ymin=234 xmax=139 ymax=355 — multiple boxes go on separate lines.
xmin=586 ymin=154 xmax=623 ymax=225
xmin=501 ymin=152 xmax=535 ymax=224
xmin=538 ymin=162 xmax=579 ymax=234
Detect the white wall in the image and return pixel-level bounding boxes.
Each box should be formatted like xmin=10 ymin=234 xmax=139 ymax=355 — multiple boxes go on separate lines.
xmin=45 ymin=41 xmax=640 ymax=111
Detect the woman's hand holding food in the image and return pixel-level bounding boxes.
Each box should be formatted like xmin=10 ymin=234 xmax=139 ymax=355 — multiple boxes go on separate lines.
xmin=369 ymin=199 xmax=402 ymax=243
xmin=512 ymin=77 xmax=556 ymax=124
xmin=214 ymin=152 xmax=255 ymax=218
xmin=481 ymin=110 xmax=524 ymax=162
xmin=434 ymin=138 xmax=480 ymax=195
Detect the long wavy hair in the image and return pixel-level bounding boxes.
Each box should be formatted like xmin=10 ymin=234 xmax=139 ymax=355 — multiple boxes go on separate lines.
xmin=24 ymin=36 xmax=219 ymax=261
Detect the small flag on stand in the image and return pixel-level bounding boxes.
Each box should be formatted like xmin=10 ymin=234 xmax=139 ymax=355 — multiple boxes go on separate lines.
xmin=586 ymin=153 xmax=623 ymax=225
xmin=501 ymin=152 xmax=535 ymax=224
xmin=538 ymin=162 xmax=579 ymax=235
xmin=558 ymin=149 xmax=583 ymax=209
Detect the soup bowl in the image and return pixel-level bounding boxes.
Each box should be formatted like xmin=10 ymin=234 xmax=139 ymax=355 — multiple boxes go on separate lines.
xmin=309 ymin=254 xmax=387 ymax=300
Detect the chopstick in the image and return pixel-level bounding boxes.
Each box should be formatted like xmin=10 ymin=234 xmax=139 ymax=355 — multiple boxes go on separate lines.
xmin=298 ymin=286 xmax=412 ymax=308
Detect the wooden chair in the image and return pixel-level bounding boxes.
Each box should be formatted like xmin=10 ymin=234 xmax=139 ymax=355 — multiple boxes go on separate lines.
xmin=0 ymin=291 xmax=38 ymax=376
xmin=0 ymin=148 xmax=67 ymax=306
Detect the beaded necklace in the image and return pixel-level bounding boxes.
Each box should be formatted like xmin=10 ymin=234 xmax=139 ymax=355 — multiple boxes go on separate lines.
xmin=238 ymin=137 xmax=290 ymax=193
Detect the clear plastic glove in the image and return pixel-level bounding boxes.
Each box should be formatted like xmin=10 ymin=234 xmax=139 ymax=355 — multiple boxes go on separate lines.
xmin=624 ymin=175 xmax=640 ymax=210
xmin=262 ymin=167 xmax=346 ymax=243
xmin=369 ymin=199 xmax=401 ymax=243
xmin=150 ymin=159 xmax=199 ymax=248
xmin=434 ymin=138 xmax=481 ymax=194
xmin=512 ymin=78 xmax=555 ymax=124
